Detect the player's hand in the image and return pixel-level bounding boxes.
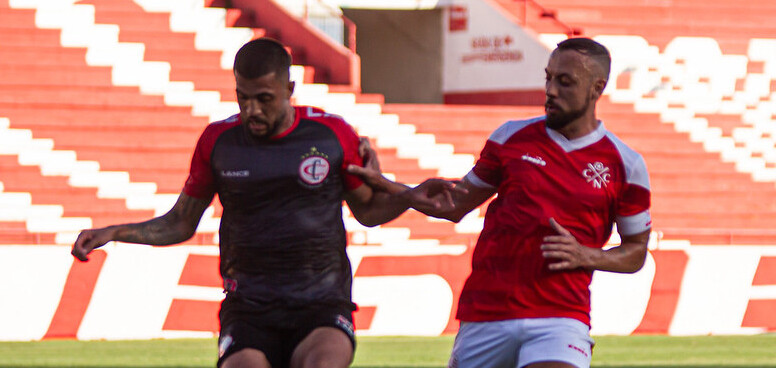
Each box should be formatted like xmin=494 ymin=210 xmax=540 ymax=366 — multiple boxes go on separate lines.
xmin=406 ymin=178 xmax=468 ymax=214
xmin=347 ymin=137 xmax=386 ymax=190
xmin=357 ymin=137 xmax=380 ymax=172
xmin=71 ymin=228 xmax=115 ymax=262
xmin=540 ymin=218 xmax=597 ymax=271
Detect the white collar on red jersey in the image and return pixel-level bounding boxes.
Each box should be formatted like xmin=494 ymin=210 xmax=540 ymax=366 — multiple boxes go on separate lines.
xmin=546 ymin=120 xmax=606 ymax=152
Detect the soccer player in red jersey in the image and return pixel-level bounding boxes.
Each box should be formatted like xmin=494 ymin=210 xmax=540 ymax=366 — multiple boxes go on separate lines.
xmin=71 ymin=38 xmax=459 ymax=368
xmin=353 ymin=38 xmax=651 ymax=368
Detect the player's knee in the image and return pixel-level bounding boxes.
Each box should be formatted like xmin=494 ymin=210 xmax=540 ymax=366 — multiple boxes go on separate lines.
xmin=221 ymin=348 xmax=271 ymax=368
xmin=292 ymin=342 xmax=352 ymax=368
xmin=299 ymin=352 xmax=348 ymax=368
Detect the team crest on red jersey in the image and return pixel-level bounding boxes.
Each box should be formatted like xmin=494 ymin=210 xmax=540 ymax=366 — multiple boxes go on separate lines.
xmin=582 ymin=161 xmax=610 ymax=188
xmin=299 ymin=147 xmax=330 ymax=186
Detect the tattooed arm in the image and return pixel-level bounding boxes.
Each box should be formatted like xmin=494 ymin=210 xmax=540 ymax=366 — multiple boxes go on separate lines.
xmin=71 ymin=192 xmax=213 ymax=261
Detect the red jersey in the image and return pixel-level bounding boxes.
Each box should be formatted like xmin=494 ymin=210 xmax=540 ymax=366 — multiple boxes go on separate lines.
xmin=457 ymin=117 xmax=651 ymax=326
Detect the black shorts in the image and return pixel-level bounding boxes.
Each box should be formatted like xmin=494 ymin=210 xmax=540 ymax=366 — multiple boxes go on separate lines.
xmin=216 ymin=297 xmax=356 ymax=368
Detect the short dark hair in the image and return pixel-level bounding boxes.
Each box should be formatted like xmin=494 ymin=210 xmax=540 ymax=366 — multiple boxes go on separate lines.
xmin=556 ymin=37 xmax=611 ymax=82
xmin=233 ymin=37 xmax=291 ymax=80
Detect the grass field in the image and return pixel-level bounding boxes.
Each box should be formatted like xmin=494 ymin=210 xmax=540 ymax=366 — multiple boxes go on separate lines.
xmin=0 ymin=335 xmax=775 ymax=367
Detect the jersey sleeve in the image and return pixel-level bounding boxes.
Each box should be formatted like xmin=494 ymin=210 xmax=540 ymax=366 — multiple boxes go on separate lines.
xmin=615 ymin=154 xmax=652 ymax=235
xmin=304 ymin=106 xmax=364 ymax=191
xmin=467 ymin=139 xmax=502 ymax=189
xmin=337 ymin=122 xmax=365 ymax=191
xmin=182 ymin=124 xmax=220 ymax=199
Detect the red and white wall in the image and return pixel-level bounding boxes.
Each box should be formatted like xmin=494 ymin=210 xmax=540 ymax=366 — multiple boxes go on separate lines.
xmin=338 ymin=0 xmax=550 ymax=104
xmin=442 ymin=0 xmax=549 ymax=105
xmin=3 ymin=241 xmax=776 ymax=341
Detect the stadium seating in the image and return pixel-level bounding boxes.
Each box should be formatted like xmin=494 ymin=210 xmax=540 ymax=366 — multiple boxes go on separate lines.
xmin=0 ymin=1 xmax=224 ymax=244
xmin=4 ymin=0 xmax=776 ymax=249
xmin=500 ymin=1 xmax=776 ymax=244
xmin=511 ymin=0 xmax=776 ymax=53
xmin=0 ymin=0 xmax=487 ymax=249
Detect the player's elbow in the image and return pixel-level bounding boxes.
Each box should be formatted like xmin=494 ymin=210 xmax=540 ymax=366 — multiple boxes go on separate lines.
xmin=354 ymin=216 xmax=382 ymax=228
xmin=446 ymin=211 xmax=467 ymax=223
xmin=622 ymin=261 xmax=645 ymax=274
xmin=162 ymin=217 xmax=200 ymax=245
xmin=349 ymin=210 xmax=386 ymax=228
xmin=178 ymin=225 xmax=199 ymax=242
xmin=622 ymin=248 xmax=648 ymax=273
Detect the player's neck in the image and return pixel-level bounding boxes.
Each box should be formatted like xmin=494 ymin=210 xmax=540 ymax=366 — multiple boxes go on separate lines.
xmin=272 ymin=106 xmax=296 ymax=137
xmin=555 ymin=112 xmax=598 ymax=140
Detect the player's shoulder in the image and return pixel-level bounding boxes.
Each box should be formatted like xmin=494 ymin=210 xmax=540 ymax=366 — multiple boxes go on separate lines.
xmin=603 ymin=129 xmax=645 ymax=167
xmin=208 ymin=114 xmax=240 ymax=130
xmin=298 ymin=106 xmax=346 ymax=124
xmin=210 ymin=113 xmax=240 ymax=125
xmin=488 ymin=115 xmax=545 ymax=144
xmin=297 ymin=105 xmax=357 ymax=135
xmin=205 ymin=114 xmax=240 ymax=130
xmin=201 ymin=114 xmax=240 ymax=136
xmin=602 ymin=129 xmax=649 ymax=186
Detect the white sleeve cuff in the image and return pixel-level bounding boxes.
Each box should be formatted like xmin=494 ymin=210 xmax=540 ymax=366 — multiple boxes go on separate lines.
xmin=616 ymin=210 xmax=652 ymax=236
xmin=464 ymin=170 xmax=496 ymax=189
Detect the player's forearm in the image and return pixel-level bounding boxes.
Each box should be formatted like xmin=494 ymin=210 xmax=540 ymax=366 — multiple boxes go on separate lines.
xmin=413 ymin=182 xmax=487 ymax=223
xmin=110 ymin=193 xmax=208 ymax=245
xmin=589 ymin=239 xmax=648 ymax=273
xmin=109 ymin=214 xmax=197 ymax=246
xmin=414 ymin=204 xmax=467 ymax=222
xmin=369 ymin=174 xmax=411 ymax=195
xmin=351 ymin=190 xmax=412 ymax=227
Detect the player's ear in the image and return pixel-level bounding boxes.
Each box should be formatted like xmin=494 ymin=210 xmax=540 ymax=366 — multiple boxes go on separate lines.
xmin=591 ymin=78 xmax=606 ymax=100
xmin=287 ymin=80 xmax=295 ymax=97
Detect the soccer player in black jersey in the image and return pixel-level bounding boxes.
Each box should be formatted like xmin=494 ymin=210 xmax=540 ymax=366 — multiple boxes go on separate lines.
xmin=71 ymin=38 xmax=459 ymax=368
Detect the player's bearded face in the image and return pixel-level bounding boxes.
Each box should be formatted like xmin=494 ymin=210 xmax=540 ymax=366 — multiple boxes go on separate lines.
xmin=235 ymin=71 xmax=295 ymax=139
xmin=544 ymin=50 xmax=597 ymax=130
xmin=545 ymin=98 xmax=590 ymax=130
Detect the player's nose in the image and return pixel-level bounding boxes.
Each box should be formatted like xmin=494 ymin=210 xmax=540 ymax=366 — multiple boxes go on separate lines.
xmin=244 ymin=99 xmax=263 ymax=116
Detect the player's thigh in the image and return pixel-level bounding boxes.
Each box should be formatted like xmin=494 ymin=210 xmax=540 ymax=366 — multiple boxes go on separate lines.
xmin=518 ymin=318 xmax=594 ymax=368
xmin=217 ymin=316 xmax=283 ymax=368
xmin=290 ymin=326 xmax=353 ymax=368
xmin=448 ymin=321 xmax=520 ymax=368
xmin=221 ymin=348 xmax=272 ymax=368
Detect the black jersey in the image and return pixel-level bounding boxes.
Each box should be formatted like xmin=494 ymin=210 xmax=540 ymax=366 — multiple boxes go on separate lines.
xmin=183 ymin=106 xmax=364 ymax=310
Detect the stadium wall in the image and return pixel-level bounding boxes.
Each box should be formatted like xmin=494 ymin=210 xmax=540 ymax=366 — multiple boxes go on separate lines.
xmin=441 ymin=0 xmax=548 ymax=105
xmin=3 ymin=243 xmax=776 ymax=341
xmin=216 ymin=0 xmax=361 ymax=89
xmin=338 ymin=0 xmax=547 ymax=105
xmin=342 ymin=8 xmax=445 ymax=104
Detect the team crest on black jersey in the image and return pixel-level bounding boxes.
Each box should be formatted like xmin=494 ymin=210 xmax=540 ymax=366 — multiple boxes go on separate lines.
xmin=299 ymin=147 xmax=330 ymax=187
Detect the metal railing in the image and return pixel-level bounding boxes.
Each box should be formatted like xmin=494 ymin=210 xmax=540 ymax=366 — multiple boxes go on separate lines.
xmin=515 ymin=0 xmax=582 ymax=37
xmin=302 ymin=0 xmax=357 ymax=53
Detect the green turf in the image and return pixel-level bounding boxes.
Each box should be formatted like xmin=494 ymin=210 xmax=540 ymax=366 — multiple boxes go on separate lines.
xmin=0 ymin=338 xmax=215 ymax=368
xmin=591 ymin=335 xmax=776 ymax=368
xmin=352 ymin=336 xmax=454 ymax=368
xmin=0 ymin=335 xmax=774 ymax=367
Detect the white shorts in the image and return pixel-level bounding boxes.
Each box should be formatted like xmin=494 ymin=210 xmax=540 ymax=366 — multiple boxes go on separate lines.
xmin=448 ymin=318 xmax=595 ymax=368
